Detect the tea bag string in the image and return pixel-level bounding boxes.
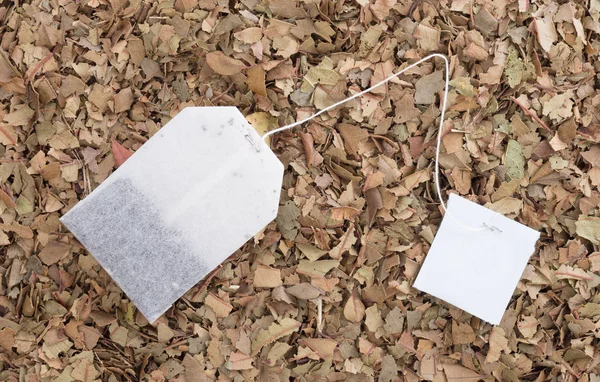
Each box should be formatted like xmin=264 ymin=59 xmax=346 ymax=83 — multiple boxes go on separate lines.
xmin=263 ymin=53 xmax=499 ymax=232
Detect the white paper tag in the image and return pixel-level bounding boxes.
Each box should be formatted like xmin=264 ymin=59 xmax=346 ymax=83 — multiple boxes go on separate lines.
xmin=61 ymin=107 xmax=284 ymax=323
xmin=413 ymin=194 xmax=540 ymax=325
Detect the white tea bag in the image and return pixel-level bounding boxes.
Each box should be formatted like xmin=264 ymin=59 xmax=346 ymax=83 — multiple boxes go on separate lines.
xmin=61 ymin=107 xmax=284 ymax=323
xmin=413 ymin=194 xmax=540 ymax=325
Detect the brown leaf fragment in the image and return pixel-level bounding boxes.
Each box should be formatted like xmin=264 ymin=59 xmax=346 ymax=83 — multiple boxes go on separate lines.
xmin=0 ymin=125 xmax=17 ymax=145
xmin=205 ymin=293 xmax=233 ymax=318
xmin=365 ymin=187 xmax=383 ymax=225
xmin=450 ymin=168 xmax=471 ymax=194
xmin=344 ymin=288 xmax=365 ymax=323
xmin=0 ymin=328 xmax=15 ymax=351
xmin=337 ymin=123 xmax=369 ymax=156
xmin=401 ymin=169 xmax=430 ymax=191
xmin=0 ymin=49 xmax=15 ymax=83
xmin=581 ymin=145 xmax=600 ymax=167
xmin=371 ymin=0 xmax=397 ymax=20
xmin=114 ymin=88 xmax=134 ymax=114
xmin=254 ymin=266 xmax=282 ymax=288
xmin=286 ymin=283 xmax=322 ymax=300
xmin=112 ymin=140 xmax=133 ymax=167
xmin=227 ymin=352 xmax=253 ymax=370
xmin=300 ymin=338 xmax=337 ymax=360
xmin=3 ymin=105 xmax=34 ymax=126
xmin=533 ymin=18 xmax=557 ymax=52
xmin=578 ymin=303 xmax=600 ymax=318
xmin=517 ymin=315 xmax=538 ymax=338
xmin=329 ymin=226 xmax=356 ymax=259
xmin=485 ymin=326 xmax=509 ymax=363
xmin=575 ymin=217 xmax=600 ymax=245
xmin=413 ymin=24 xmax=440 ymax=51
xmin=0 ymin=188 xmax=16 ymax=208
xmin=297 ymin=260 xmax=339 ymax=278
xmin=299 ymin=132 xmax=323 ymax=167
xmin=331 ymin=206 xmax=362 ymax=221
xmin=252 ymin=317 xmax=301 ymax=355
xmin=442 ymin=363 xmax=482 ymax=382
xmin=451 ymin=320 xmax=475 ymax=344
xmin=38 ymin=241 xmax=70 ymax=265
xmin=206 ymin=51 xmax=246 ymax=76
xmin=0 ymin=224 xmax=33 ymax=239
xmin=415 ymin=71 xmax=444 ymax=104
xmin=247 ymin=65 xmax=267 ymax=97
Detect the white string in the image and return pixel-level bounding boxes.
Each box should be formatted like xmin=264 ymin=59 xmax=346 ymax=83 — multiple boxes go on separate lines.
xmin=263 ymin=53 xmax=496 ymax=232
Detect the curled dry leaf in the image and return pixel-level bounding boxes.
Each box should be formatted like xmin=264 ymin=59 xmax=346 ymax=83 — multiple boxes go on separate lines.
xmin=344 ymin=288 xmax=365 ymax=323
xmin=205 ymin=51 xmax=247 ymax=76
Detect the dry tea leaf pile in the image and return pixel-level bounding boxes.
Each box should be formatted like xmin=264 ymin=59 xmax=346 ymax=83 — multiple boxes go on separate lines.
xmin=0 ymin=0 xmax=599 ymax=381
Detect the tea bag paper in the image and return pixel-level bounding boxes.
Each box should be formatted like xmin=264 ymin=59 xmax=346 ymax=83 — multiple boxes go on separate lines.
xmin=61 ymin=107 xmax=284 ymax=323
xmin=413 ymin=194 xmax=539 ymax=325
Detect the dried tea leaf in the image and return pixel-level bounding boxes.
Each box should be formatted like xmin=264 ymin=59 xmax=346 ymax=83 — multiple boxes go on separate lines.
xmin=449 ymin=77 xmax=474 ymax=97
xmin=39 ymin=241 xmax=70 ymax=265
xmin=227 ymin=352 xmax=253 ymax=370
xmin=442 ymin=364 xmax=482 ymax=382
xmin=371 ymin=0 xmax=397 ymax=20
xmin=234 ymin=27 xmax=263 ymax=43
xmin=276 ymin=201 xmax=301 ymax=240
xmin=451 ymin=320 xmax=475 ymax=344
xmin=534 ymin=18 xmax=557 ymax=52
xmin=205 ymin=52 xmax=246 ymax=76
xmin=297 ymin=260 xmax=339 ymax=278
xmin=485 ymin=326 xmax=509 ymax=363
xmin=517 ymin=315 xmax=538 ymax=338
xmin=286 ymin=283 xmax=322 ymax=299
xmin=247 ymin=65 xmax=267 ymax=96
xmin=3 ymin=105 xmax=34 ymax=126
xmin=578 ymin=303 xmax=600 ymax=318
xmin=415 ymin=71 xmax=444 ymax=105
xmin=252 ymin=317 xmax=301 ymax=355
xmin=344 ymin=288 xmax=365 ymax=323
xmin=329 ymin=226 xmax=356 ymax=259
xmin=111 ymin=140 xmax=133 ymax=167
xmin=114 ymin=88 xmax=134 ymax=114
xmin=505 ymin=139 xmax=524 ymax=180
xmin=575 ymin=217 xmax=600 ymax=245
xmin=254 ymin=265 xmax=282 ymax=288
xmin=246 ymin=112 xmax=279 ymax=137
xmin=504 ymin=47 xmax=524 ymax=88
xmin=365 ymin=305 xmax=384 ymax=333
xmin=300 ymin=338 xmax=337 ymax=360
xmin=205 ymin=293 xmax=233 ymax=318
xmin=337 ymin=123 xmax=369 ymax=156
xmin=296 ymin=243 xmax=327 ymax=262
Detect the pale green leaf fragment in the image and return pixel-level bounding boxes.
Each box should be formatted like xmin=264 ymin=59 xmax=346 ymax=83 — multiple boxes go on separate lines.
xmin=575 ymin=217 xmax=600 ymax=245
xmin=505 ymin=139 xmax=525 ymax=180
xmin=449 ymin=77 xmax=475 ymax=97
xmin=549 ymin=155 xmax=569 ymax=170
xmin=504 ymin=48 xmax=524 ymax=88
xmin=15 ymin=195 xmax=33 ymax=215
xmin=579 ymin=303 xmax=600 ymax=318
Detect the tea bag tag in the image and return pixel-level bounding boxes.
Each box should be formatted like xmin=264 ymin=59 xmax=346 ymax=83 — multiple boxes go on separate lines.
xmin=61 ymin=107 xmax=284 ymax=323
xmin=413 ymin=194 xmax=540 ymax=325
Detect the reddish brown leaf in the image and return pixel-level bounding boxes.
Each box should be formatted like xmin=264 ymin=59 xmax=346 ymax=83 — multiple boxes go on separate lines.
xmin=112 ymin=140 xmax=133 ymax=167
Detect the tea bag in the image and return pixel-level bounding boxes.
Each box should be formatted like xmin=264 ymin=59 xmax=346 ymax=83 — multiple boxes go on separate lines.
xmin=413 ymin=194 xmax=540 ymax=325
xmin=61 ymin=107 xmax=284 ymax=323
